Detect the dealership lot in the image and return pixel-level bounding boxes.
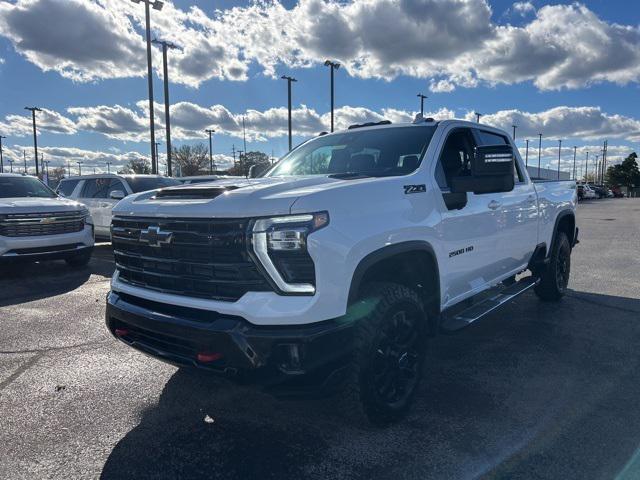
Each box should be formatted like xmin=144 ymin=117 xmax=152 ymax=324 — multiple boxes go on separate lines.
xmin=1 ymin=199 xmax=639 ymax=480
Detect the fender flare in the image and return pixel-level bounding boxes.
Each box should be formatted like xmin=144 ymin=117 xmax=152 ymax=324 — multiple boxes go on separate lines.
xmin=549 ymin=210 xmax=577 ymax=256
xmin=347 ymin=240 xmax=440 ymax=309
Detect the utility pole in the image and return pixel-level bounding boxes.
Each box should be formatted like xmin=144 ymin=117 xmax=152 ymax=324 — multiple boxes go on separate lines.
xmin=417 ymin=93 xmax=427 ymax=116
xmin=205 ymin=129 xmax=215 ymax=174
xmin=524 ymin=139 xmax=529 ymax=167
xmin=155 ymin=141 xmax=161 ymax=169
xmin=324 ymin=60 xmax=340 ymax=132
xmin=281 ymin=75 xmax=297 ymax=151
xmin=512 ymin=125 xmax=517 ymax=140
xmin=475 ymin=112 xmax=482 ymax=123
xmin=242 ymin=116 xmax=247 ymax=154
xmin=572 ymin=146 xmax=577 ymax=181
xmin=77 ymin=161 xmax=82 ymax=176
xmin=152 ymin=38 xmax=178 ymax=176
xmin=584 ymin=151 xmax=589 ymax=182
xmin=23 ymin=150 xmax=27 ymax=173
xmin=24 ymin=107 xmax=42 ymax=176
xmin=231 ymin=145 xmax=236 ymax=166
xmin=557 ymin=139 xmax=562 ymax=180
xmin=537 ymin=133 xmax=543 ymax=178
xmin=0 ymin=135 xmax=5 ymax=173
xmin=131 ymin=0 xmax=164 ymax=174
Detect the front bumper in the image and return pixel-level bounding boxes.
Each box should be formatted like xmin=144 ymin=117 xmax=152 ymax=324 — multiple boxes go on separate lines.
xmin=106 ymin=291 xmax=354 ymax=391
xmin=0 ymin=224 xmax=94 ymax=263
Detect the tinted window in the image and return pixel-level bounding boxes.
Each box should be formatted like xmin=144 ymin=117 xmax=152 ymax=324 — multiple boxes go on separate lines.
xmin=106 ymin=179 xmax=126 ymax=197
xmin=435 ymin=129 xmax=476 ymax=189
xmin=56 ymin=178 xmax=80 ymax=197
xmin=80 ymin=178 xmax=110 ymax=198
xmin=0 ymin=176 xmax=56 ymax=198
xmin=267 ymin=126 xmax=436 ymax=177
xmin=126 ymin=177 xmax=180 ymax=193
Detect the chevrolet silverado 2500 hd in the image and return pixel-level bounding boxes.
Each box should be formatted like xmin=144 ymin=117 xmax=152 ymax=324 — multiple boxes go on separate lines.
xmin=106 ymin=118 xmax=578 ymax=424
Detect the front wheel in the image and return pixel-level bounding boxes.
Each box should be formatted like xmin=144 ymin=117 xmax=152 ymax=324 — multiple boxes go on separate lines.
xmin=338 ymin=282 xmax=427 ymax=426
xmin=534 ymin=231 xmax=571 ymax=301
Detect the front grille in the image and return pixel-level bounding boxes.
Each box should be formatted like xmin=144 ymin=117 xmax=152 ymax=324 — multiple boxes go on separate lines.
xmin=111 ymin=216 xmax=272 ymax=302
xmin=0 ymin=211 xmax=85 ymax=237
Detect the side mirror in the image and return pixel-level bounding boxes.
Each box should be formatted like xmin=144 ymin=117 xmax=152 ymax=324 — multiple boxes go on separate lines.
xmin=109 ymin=190 xmax=126 ymax=200
xmin=451 ymin=144 xmax=515 ymax=194
xmin=248 ymin=163 xmax=269 ymax=178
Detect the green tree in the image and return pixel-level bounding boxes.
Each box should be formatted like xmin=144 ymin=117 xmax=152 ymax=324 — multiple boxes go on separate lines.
xmin=118 ymin=157 xmax=151 ymax=174
xmin=173 ymin=144 xmax=209 ymax=176
xmin=227 ymin=151 xmax=271 ymax=176
xmin=605 ymin=152 xmax=640 ymax=189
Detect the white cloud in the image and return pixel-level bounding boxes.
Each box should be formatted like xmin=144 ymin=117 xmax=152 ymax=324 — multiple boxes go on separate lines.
xmin=0 ymin=108 xmax=77 ymax=136
xmin=1 ymin=0 xmax=639 ymax=91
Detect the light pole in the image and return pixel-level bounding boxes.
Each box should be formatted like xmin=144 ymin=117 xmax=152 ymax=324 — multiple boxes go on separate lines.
xmin=324 ymin=60 xmax=340 ymax=132
xmin=77 ymin=161 xmax=82 ymax=176
xmin=557 ymin=139 xmax=562 ymax=180
xmin=152 ymin=38 xmax=178 ymax=177
xmin=584 ymin=151 xmax=589 ymax=182
xmin=537 ymin=133 xmax=542 ymax=178
xmin=572 ymin=146 xmax=577 ymax=180
xmin=131 ymin=0 xmax=164 ymax=174
xmin=24 ymin=107 xmax=42 ymax=176
xmin=242 ymin=115 xmax=247 ymax=154
xmin=23 ymin=150 xmax=27 ymax=173
xmin=417 ymin=93 xmax=428 ymax=116
xmin=525 ymin=139 xmax=529 ymax=167
xmin=475 ymin=112 xmax=482 ymax=123
xmin=0 ymin=135 xmax=5 ymax=173
xmin=43 ymin=160 xmax=50 ymax=184
xmin=281 ymin=75 xmax=297 ymax=151
xmin=205 ymin=129 xmax=215 ymax=174
xmin=512 ymin=125 xmax=517 ymax=140
xmin=8 ymin=159 xmax=13 ymax=173
xmin=105 ymin=161 xmax=112 ymax=174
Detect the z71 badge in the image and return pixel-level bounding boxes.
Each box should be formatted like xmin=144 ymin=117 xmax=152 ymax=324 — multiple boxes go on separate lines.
xmin=404 ymin=184 xmax=426 ymax=194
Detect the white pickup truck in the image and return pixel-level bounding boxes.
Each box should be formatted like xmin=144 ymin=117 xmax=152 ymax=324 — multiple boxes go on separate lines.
xmin=106 ymin=118 xmax=578 ymax=424
xmin=0 ymin=173 xmax=94 ymax=266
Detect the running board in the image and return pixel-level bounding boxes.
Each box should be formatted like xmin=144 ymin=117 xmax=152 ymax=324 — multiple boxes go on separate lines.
xmin=440 ymin=277 xmax=539 ymax=332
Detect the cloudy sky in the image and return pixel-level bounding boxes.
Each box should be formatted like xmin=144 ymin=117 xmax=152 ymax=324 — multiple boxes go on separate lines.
xmin=0 ymin=0 xmax=638 ymax=175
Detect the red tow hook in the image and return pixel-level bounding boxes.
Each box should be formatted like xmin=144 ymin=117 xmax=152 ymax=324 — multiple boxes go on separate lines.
xmin=197 ymin=352 xmax=224 ymax=363
xmin=114 ymin=328 xmax=130 ymax=337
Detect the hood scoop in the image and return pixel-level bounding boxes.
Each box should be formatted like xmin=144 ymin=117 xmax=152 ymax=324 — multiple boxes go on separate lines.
xmin=154 ymin=185 xmax=241 ymax=200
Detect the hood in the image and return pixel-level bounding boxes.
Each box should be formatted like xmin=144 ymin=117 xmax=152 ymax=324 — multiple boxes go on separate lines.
xmin=112 ymin=175 xmax=380 ymax=218
xmin=0 ymin=196 xmax=87 ymax=215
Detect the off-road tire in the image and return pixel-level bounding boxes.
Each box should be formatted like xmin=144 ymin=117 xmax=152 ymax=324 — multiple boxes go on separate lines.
xmin=534 ymin=231 xmax=571 ymax=301
xmin=337 ymin=282 xmax=427 ymax=426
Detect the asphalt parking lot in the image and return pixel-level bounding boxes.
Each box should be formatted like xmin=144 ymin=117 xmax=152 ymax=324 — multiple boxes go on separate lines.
xmin=1 ymin=199 xmax=639 ymax=480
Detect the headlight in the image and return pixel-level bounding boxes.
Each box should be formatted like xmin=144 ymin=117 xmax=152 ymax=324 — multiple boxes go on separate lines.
xmin=250 ymin=212 xmax=329 ymax=294
xmin=79 ymin=207 xmax=92 ymax=224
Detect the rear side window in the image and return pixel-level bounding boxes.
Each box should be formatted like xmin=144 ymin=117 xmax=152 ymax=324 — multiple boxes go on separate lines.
xmin=57 ymin=179 xmax=80 ymax=197
xmin=80 ymin=178 xmax=111 ymax=198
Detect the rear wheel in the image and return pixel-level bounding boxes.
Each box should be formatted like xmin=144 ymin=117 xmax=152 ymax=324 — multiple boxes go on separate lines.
xmin=338 ymin=282 xmax=427 ymax=426
xmin=534 ymin=231 xmax=571 ymax=301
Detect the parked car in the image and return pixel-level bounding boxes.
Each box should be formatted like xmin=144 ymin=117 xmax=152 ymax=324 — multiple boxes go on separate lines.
xmin=612 ymin=187 xmax=625 ymax=198
xmin=57 ymin=174 xmax=180 ymax=238
xmin=589 ymin=184 xmax=607 ymax=199
xmin=579 ymin=183 xmax=597 ymax=199
xmin=178 ymin=175 xmax=244 ymax=184
xmin=106 ymin=118 xmax=578 ymax=424
xmin=0 ymin=173 xmax=94 ymax=266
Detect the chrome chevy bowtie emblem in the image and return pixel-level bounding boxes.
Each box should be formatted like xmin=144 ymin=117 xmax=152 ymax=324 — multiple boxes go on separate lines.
xmin=139 ymin=226 xmax=173 ymax=247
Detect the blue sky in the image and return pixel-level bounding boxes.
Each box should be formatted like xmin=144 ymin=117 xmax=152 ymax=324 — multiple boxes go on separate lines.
xmin=0 ymin=0 xmax=638 ymax=175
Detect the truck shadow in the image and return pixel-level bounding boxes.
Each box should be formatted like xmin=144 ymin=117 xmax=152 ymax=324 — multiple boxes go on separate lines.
xmin=101 ymin=289 xmax=640 ymax=480
xmin=0 ymin=243 xmax=114 ymax=307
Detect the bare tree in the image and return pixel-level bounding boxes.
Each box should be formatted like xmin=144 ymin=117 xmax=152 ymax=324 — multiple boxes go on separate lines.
xmin=173 ymin=144 xmax=209 ymax=176
xmin=118 ymin=158 xmax=151 ymax=174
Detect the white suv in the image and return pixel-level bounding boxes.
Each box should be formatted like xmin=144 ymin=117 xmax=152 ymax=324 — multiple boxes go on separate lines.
xmin=0 ymin=174 xmax=94 ymax=267
xmin=57 ymin=174 xmax=180 ymax=238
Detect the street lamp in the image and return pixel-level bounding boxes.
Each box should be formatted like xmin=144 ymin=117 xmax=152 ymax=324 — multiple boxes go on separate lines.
xmin=0 ymin=135 xmax=6 ymax=173
xmin=77 ymin=161 xmax=83 ymax=176
xmin=281 ymin=75 xmax=297 ymax=151
xmin=131 ymin=0 xmax=164 ymax=174
xmin=557 ymin=139 xmax=562 ymax=180
xmin=524 ymin=139 xmax=529 ymax=168
xmin=512 ymin=125 xmax=517 ymax=140
xmin=324 ymin=60 xmax=340 ymax=132
xmin=475 ymin=112 xmax=482 ymax=123
xmin=417 ymin=94 xmax=428 ymax=116
xmin=105 ymin=161 xmax=112 ymax=174
xmin=537 ymin=133 xmax=543 ymax=178
xmin=24 ymin=107 xmax=42 ymax=176
xmin=572 ymin=146 xmax=577 ymax=181
xmin=205 ymin=129 xmax=215 ymax=174
xmin=152 ymin=38 xmax=179 ymax=177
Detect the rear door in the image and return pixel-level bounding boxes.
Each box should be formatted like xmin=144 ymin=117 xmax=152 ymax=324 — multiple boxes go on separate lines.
xmin=78 ymin=178 xmax=111 ymax=236
xmin=433 ymin=127 xmax=504 ymax=307
xmin=475 ymin=129 xmax=538 ymax=277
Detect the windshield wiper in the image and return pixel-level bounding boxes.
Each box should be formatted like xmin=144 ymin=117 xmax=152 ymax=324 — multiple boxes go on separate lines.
xmin=327 ymin=172 xmax=372 ymax=179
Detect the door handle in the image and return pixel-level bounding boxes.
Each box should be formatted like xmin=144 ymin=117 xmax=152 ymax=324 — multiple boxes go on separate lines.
xmin=488 ymin=200 xmax=502 ymax=210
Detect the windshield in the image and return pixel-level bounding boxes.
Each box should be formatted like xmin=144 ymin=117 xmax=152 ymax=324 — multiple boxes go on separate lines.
xmin=126 ymin=176 xmax=181 ymax=193
xmin=267 ymin=126 xmax=437 ymax=177
xmin=0 ymin=176 xmax=56 ymax=198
